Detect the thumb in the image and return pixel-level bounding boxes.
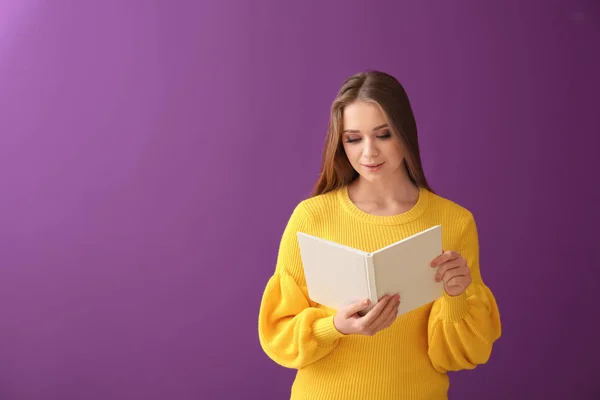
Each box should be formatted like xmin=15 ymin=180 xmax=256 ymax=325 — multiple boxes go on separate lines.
xmin=344 ymin=299 xmax=371 ymax=317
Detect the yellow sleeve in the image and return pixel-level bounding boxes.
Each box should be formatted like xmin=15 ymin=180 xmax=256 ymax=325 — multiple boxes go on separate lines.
xmin=427 ymin=211 xmax=502 ymax=372
xmin=258 ymin=203 xmax=344 ymax=369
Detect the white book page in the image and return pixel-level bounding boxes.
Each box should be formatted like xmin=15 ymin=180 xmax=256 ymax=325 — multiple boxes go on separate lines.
xmin=297 ymin=232 xmax=371 ymax=311
xmin=371 ymin=226 xmax=444 ymax=316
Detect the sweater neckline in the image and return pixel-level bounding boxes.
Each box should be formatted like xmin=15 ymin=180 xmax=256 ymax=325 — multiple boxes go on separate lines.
xmin=337 ymin=184 xmax=430 ymax=225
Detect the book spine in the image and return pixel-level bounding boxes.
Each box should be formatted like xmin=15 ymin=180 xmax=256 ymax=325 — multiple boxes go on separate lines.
xmin=365 ymin=254 xmax=378 ymax=306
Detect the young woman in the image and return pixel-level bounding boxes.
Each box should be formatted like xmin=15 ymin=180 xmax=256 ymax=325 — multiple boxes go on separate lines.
xmin=258 ymin=70 xmax=501 ymax=399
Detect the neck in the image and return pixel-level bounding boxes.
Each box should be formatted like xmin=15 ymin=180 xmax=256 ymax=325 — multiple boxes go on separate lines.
xmin=349 ymin=168 xmax=419 ymax=205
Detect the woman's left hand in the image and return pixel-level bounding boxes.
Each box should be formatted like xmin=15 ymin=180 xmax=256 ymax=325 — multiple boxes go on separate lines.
xmin=430 ymin=251 xmax=472 ymax=296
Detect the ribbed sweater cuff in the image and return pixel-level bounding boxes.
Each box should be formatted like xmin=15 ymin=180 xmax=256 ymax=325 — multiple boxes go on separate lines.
xmin=440 ymin=291 xmax=469 ymax=322
xmin=312 ymin=316 xmax=344 ymax=347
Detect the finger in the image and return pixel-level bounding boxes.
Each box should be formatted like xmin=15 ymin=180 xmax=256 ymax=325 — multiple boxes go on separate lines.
xmin=435 ymin=261 xmax=461 ymax=282
xmin=368 ymin=294 xmax=398 ymax=330
xmin=343 ymin=298 xmax=372 ymax=318
xmin=377 ymin=297 xmax=400 ymax=330
xmin=360 ymin=295 xmax=391 ymax=326
xmin=435 ymin=255 xmax=467 ymax=279
xmin=430 ymin=250 xmax=451 ymax=266
xmin=381 ymin=300 xmax=400 ymax=328
xmin=447 ymin=274 xmax=471 ymax=289
xmin=440 ymin=266 xmax=466 ymax=284
xmin=431 ymin=251 xmax=459 ymax=267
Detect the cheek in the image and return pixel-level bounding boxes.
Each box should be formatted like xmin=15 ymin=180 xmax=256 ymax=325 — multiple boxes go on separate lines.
xmin=343 ymin=144 xmax=361 ymax=161
xmin=383 ymin=143 xmax=404 ymax=160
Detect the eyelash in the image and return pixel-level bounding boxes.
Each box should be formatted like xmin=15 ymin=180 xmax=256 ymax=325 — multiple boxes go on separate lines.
xmin=345 ymin=131 xmax=392 ymax=143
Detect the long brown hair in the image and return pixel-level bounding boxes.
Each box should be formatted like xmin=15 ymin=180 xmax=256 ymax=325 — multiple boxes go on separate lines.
xmin=310 ymin=70 xmax=434 ymax=197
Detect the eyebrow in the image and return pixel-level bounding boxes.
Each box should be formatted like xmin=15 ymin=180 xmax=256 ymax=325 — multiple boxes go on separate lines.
xmin=343 ymin=124 xmax=388 ymax=134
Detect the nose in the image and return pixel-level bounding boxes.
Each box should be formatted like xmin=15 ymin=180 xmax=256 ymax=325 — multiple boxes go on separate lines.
xmin=363 ymin=138 xmax=379 ymax=157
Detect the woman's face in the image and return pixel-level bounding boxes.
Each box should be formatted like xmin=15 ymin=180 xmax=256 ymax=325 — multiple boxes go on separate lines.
xmin=341 ymin=99 xmax=406 ymax=182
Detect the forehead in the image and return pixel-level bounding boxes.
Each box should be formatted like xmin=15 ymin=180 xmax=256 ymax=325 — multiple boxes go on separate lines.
xmin=342 ymin=100 xmax=388 ymax=131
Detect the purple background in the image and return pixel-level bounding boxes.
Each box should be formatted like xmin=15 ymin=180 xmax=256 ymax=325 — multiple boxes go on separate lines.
xmin=1 ymin=1 xmax=598 ymax=399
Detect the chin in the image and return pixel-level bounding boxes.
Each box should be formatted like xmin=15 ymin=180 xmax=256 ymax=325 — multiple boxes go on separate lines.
xmin=358 ymin=172 xmax=386 ymax=181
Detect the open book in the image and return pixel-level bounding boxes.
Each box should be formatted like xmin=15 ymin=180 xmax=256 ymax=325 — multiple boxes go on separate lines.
xmin=297 ymin=225 xmax=443 ymax=317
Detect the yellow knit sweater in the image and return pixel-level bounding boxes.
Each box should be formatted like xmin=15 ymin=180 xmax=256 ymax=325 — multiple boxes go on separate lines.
xmin=258 ymin=185 xmax=501 ymax=400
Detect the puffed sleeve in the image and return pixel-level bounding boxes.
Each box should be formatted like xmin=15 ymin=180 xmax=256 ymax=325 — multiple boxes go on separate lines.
xmin=427 ymin=212 xmax=502 ymax=372
xmin=258 ymin=203 xmax=344 ymax=369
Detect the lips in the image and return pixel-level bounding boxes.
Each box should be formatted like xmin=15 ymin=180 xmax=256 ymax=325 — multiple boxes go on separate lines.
xmin=363 ymin=162 xmax=384 ymax=168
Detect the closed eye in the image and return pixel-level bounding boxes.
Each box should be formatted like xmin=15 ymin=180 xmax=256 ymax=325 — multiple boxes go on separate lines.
xmin=345 ymin=131 xmax=392 ymax=143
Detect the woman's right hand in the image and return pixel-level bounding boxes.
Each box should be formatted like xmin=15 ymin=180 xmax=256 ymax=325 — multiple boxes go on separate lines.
xmin=333 ymin=294 xmax=400 ymax=336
